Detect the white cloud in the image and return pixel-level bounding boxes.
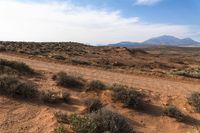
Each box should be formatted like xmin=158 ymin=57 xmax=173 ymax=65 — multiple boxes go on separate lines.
xmin=0 ymin=0 xmax=198 ymax=44
xmin=134 ymin=0 xmax=162 ymax=5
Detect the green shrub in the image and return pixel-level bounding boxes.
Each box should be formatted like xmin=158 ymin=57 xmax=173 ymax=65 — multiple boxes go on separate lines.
xmin=54 ymin=124 xmax=66 ymax=133
xmin=69 ymin=114 xmax=96 ymax=133
xmin=164 ymin=105 xmax=185 ymax=122
xmin=172 ymin=69 xmax=200 ymax=79
xmin=54 ymin=112 xmax=69 ymax=124
xmin=0 ymin=59 xmax=34 ymax=75
xmin=84 ymin=98 xmax=103 ymax=113
xmin=112 ymin=84 xmax=141 ymax=109
xmin=87 ymin=80 xmax=106 ymax=91
xmin=69 ymin=108 xmax=134 ymax=133
xmin=188 ymin=92 xmax=200 ymax=112
xmin=91 ymin=108 xmax=133 ymax=133
xmin=53 ymin=71 xmax=84 ymax=89
xmin=0 ymin=75 xmax=38 ymax=99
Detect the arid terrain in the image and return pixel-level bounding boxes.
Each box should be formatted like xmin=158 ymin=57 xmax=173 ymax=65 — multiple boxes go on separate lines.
xmin=0 ymin=41 xmax=200 ymax=133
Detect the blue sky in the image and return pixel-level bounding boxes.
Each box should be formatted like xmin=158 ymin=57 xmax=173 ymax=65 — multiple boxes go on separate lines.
xmin=73 ymin=0 xmax=200 ymax=25
xmin=0 ymin=0 xmax=199 ymax=44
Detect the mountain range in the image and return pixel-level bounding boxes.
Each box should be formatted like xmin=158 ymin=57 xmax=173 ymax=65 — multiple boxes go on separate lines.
xmin=108 ymin=35 xmax=200 ymax=47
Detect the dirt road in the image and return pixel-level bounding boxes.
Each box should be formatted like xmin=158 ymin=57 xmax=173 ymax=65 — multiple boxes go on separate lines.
xmin=0 ymin=53 xmax=199 ymax=97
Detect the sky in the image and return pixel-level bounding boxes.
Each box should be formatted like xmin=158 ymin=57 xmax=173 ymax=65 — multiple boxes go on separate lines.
xmin=0 ymin=0 xmax=199 ymax=45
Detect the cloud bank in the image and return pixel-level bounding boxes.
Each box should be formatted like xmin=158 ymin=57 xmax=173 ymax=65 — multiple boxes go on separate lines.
xmin=0 ymin=0 xmax=198 ymax=44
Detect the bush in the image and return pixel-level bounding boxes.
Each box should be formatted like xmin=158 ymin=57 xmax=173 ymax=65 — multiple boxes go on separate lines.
xmin=0 ymin=45 xmax=6 ymax=52
xmin=54 ymin=124 xmax=66 ymax=133
xmin=84 ymin=98 xmax=103 ymax=113
xmin=62 ymin=91 xmax=70 ymax=103
xmin=164 ymin=105 xmax=185 ymax=122
xmin=91 ymin=108 xmax=133 ymax=133
xmin=188 ymin=92 xmax=200 ymax=112
xmin=52 ymin=55 xmax=66 ymax=60
xmin=54 ymin=112 xmax=69 ymax=124
xmin=0 ymin=75 xmax=39 ymax=99
xmin=0 ymin=59 xmax=34 ymax=75
xmin=53 ymin=71 xmax=84 ymax=89
xmin=87 ymin=80 xmax=106 ymax=91
xmin=0 ymin=65 xmax=18 ymax=75
xmin=172 ymin=69 xmax=200 ymax=79
xmin=41 ymin=91 xmax=62 ymax=104
xmin=69 ymin=108 xmax=134 ymax=133
xmin=112 ymin=84 xmax=141 ymax=109
xmin=69 ymin=114 xmax=96 ymax=133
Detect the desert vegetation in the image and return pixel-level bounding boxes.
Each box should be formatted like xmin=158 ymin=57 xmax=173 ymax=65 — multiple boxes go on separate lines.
xmin=87 ymin=80 xmax=107 ymax=91
xmin=2 ymin=41 xmax=200 ymax=80
xmin=84 ymin=98 xmax=103 ymax=113
xmin=53 ymin=71 xmax=85 ymax=89
xmin=0 ymin=43 xmax=200 ymax=133
xmin=164 ymin=105 xmax=185 ymax=122
xmin=0 ymin=59 xmax=35 ymax=75
xmin=188 ymin=92 xmax=200 ymax=112
xmin=69 ymin=108 xmax=134 ymax=133
xmin=112 ymin=84 xmax=142 ymax=109
xmin=54 ymin=112 xmax=69 ymax=124
xmin=0 ymin=74 xmax=39 ymax=99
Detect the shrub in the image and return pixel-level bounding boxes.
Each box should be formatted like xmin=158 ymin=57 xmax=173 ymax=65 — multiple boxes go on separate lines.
xmin=0 ymin=65 xmax=18 ymax=75
xmin=0 ymin=59 xmax=34 ymax=75
xmin=90 ymin=108 xmax=133 ymax=133
xmin=41 ymin=91 xmax=62 ymax=104
xmin=87 ymin=80 xmax=106 ymax=91
xmin=52 ymin=55 xmax=66 ymax=60
xmin=69 ymin=108 xmax=134 ymax=133
xmin=54 ymin=112 xmax=69 ymax=124
xmin=69 ymin=114 xmax=96 ymax=133
xmin=54 ymin=124 xmax=66 ymax=133
xmin=53 ymin=71 xmax=84 ymax=89
xmin=62 ymin=91 xmax=70 ymax=103
xmin=112 ymin=84 xmax=141 ymax=109
xmin=188 ymin=92 xmax=200 ymax=112
xmin=0 ymin=45 xmax=6 ymax=52
xmin=0 ymin=75 xmax=39 ymax=99
xmin=172 ymin=69 xmax=200 ymax=79
xmin=84 ymin=98 xmax=103 ymax=113
xmin=164 ymin=105 xmax=185 ymax=122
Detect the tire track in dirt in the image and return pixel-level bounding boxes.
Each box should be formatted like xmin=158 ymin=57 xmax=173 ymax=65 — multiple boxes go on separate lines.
xmin=0 ymin=53 xmax=200 ymax=98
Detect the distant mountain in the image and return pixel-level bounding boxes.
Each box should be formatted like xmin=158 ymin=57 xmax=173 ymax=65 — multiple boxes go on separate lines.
xmin=108 ymin=35 xmax=200 ymax=47
xmin=143 ymin=35 xmax=200 ymax=45
xmin=108 ymin=42 xmax=142 ymax=47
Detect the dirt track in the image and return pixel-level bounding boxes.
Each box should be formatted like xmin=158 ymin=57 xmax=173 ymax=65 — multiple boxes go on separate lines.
xmin=0 ymin=53 xmax=200 ymax=97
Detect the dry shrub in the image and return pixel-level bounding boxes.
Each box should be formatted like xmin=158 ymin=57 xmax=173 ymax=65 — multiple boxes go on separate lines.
xmin=188 ymin=92 xmax=200 ymax=112
xmin=84 ymin=98 xmax=103 ymax=113
xmin=87 ymin=80 xmax=106 ymax=91
xmin=41 ymin=90 xmax=70 ymax=104
xmin=112 ymin=84 xmax=142 ymax=109
xmin=0 ymin=59 xmax=34 ymax=75
xmin=164 ymin=105 xmax=185 ymax=122
xmin=53 ymin=71 xmax=84 ymax=89
xmin=41 ymin=91 xmax=62 ymax=104
xmin=54 ymin=112 xmax=69 ymax=124
xmin=0 ymin=74 xmax=38 ymax=99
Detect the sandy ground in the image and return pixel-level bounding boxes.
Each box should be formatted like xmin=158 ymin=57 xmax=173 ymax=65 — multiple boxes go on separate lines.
xmin=0 ymin=53 xmax=200 ymax=133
